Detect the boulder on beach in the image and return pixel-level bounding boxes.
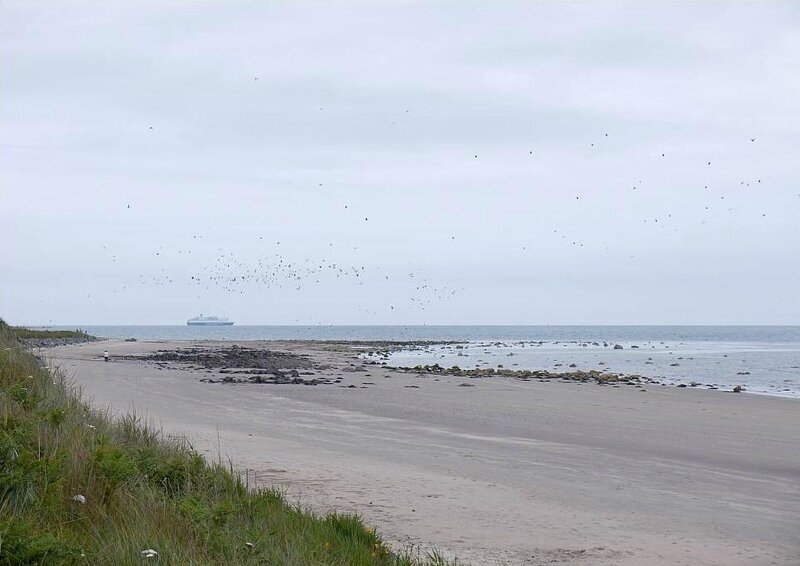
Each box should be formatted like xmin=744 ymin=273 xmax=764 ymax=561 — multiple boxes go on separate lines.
xmin=613 ymin=344 xmax=624 ymax=350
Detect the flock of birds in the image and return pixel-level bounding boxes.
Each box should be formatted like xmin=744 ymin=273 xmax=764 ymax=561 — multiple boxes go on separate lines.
xmin=113 ymin=246 xmax=464 ymax=313
xmin=96 ymin=106 xmax=782 ymax=314
xmin=106 ymin=235 xmax=463 ymax=312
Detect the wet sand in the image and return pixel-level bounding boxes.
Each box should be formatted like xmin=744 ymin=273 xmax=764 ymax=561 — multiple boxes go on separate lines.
xmin=49 ymin=340 xmax=800 ymax=565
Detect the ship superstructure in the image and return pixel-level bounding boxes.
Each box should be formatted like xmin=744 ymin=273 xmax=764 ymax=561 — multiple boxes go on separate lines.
xmin=186 ymin=315 xmax=234 ymax=326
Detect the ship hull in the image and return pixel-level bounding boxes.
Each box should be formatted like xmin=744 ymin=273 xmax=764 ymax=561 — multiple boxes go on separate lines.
xmin=186 ymin=321 xmax=235 ymax=326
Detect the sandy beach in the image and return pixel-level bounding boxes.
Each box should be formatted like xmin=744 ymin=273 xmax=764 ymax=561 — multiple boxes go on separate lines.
xmin=49 ymin=339 xmax=800 ymax=565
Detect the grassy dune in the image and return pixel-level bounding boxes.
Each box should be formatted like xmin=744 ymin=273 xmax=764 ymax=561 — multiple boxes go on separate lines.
xmin=8 ymin=327 xmax=94 ymax=341
xmin=0 ymin=321 xmax=454 ymax=565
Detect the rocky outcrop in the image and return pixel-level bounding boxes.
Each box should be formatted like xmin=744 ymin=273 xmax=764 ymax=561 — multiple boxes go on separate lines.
xmin=388 ymin=363 xmax=652 ymax=385
xmin=23 ymin=336 xmax=101 ymax=348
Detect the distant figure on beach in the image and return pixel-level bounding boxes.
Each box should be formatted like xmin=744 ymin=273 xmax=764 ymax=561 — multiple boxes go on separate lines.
xmin=103 ymin=351 xmax=109 ymax=362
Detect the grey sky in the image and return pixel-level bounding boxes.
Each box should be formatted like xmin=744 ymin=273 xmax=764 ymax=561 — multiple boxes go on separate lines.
xmin=2 ymin=1 xmax=798 ymax=325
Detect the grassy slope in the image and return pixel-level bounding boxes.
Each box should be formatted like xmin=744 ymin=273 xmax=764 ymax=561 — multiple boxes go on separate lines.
xmin=0 ymin=322 xmax=455 ymax=565
xmin=8 ymin=328 xmax=93 ymax=341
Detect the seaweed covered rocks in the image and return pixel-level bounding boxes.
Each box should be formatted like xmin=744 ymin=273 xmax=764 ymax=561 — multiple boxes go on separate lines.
xmin=386 ymin=363 xmax=651 ymax=385
xmin=126 ymin=345 xmax=327 ymax=385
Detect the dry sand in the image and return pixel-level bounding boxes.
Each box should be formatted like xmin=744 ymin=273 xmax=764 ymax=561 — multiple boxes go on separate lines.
xmin=49 ymin=340 xmax=800 ymax=565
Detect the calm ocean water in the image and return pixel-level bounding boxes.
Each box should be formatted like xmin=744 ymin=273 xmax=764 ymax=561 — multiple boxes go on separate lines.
xmin=46 ymin=324 xmax=800 ymax=343
xmin=47 ymin=325 xmax=800 ymax=398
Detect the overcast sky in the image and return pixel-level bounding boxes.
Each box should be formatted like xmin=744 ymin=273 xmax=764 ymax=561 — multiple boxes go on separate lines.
xmin=1 ymin=1 xmax=798 ymax=325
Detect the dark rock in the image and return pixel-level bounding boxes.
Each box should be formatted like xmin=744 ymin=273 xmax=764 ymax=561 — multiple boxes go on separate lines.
xmin=130 ymin=346 xmax=313 ymax=373
xmin=22 ymin=335 xmax=101 ymax=348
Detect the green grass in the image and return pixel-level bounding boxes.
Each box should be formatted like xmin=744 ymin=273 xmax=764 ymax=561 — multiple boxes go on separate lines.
xmin=9 ymin=327 xmax=94 ymax=340
xmin=0 ymin=320 xmax=457 ymax=565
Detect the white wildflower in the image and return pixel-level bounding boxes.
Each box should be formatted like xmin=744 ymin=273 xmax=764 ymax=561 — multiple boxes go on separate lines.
xmin=245 ymin=542 xmax=255 ymax=548
xmin=87 ymin=424 xmax=96 ymax=430
xmin=71 ymin=494 xmax=86 ymax=504
xmin=141 ymin=549 xmax=158 ymax=559
xmin=27 ymin=375 xmax=34 ymax=379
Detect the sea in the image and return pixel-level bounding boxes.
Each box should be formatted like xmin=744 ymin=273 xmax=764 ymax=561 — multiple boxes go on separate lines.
xmin=47 ymin=325 xmax=800 ymax=398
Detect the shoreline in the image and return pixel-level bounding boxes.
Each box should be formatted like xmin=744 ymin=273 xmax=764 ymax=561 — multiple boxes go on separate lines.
xmin=41 ymin=335 xmax=800 ymax=399
xmin=47 ymin=339 xmax=800 ymax=565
